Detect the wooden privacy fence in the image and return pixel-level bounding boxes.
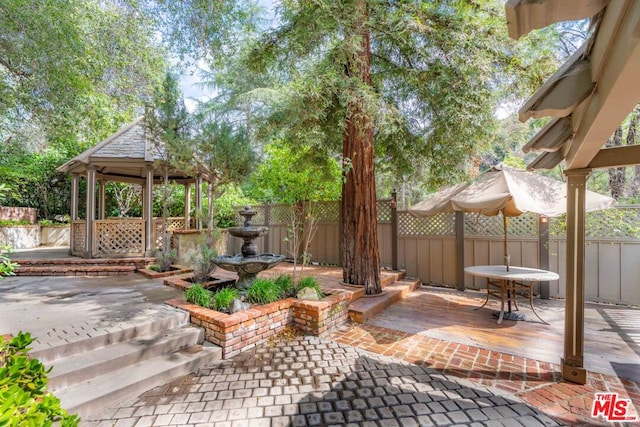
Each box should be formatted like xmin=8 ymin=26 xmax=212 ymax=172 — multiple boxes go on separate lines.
xmin=232 ymin=201 xmax=640 ymax=306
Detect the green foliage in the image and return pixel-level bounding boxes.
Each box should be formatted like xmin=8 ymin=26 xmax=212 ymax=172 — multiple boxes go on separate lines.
xmin=147 ymin=264 xmax=160 ymax=272
xmin=0 ymin=0 xmax=165 ymax=153
xmin=185 ymin=285 xmax=212 ymax=308
xmin=39 ymin=219 xmax=69 ymax=227
xmin=152 ymin=248 xmax=177 ymax=273
xmin=245 ymin=142 xmax=341 ymax=203
xmin=246 ymin=278 xmax=282 ymax=305
xmin=296 ymin=277 xmax=324 ymax=299
xmin=0 ymin=220 xmax=32 ymax=227
xmin=0 ymin=246 xmax=18 ymax=279
xmin=212 ymin=185 xmax=253 ymax=227
xmin=0 ymin=332 xmax=80 ymax=426
xmin=190 ymin=241 xmax=218 ymax=284
xmin=211 ymin=287 xmax=239 ymax=311
xmin=273 ymin=275 xmax=294 ymax=298
xmin=0 ymin=184 xmax=9 ymax=204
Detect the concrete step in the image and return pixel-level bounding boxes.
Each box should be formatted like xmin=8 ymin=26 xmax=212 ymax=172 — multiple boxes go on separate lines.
xmin=47 ymin=326 xmax=204 ymax=391
xmin=31 ymin=307 xmax=189 ymax=363
xmin=57 ymin=342 xmax=222 ymax=418
xmin=348 ymin=277 xmax=421 ymax=323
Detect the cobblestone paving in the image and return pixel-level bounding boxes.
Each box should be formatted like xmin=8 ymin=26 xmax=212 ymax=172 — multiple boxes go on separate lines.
xmin=87 ymin=336 xmax=559 ymax=427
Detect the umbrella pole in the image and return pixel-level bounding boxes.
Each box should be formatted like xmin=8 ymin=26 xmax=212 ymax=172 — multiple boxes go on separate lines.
xmin=503 ymin=211 xmax=510 ymax=271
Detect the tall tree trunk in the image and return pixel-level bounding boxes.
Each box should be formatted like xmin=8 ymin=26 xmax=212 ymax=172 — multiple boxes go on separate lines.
xmin=606 ymin=126 xmax=625 ymax=199
xmin=341 ymin=0 xmax=381 ymax=295
xmin=627 ymin=105 xmax=640 ymax=197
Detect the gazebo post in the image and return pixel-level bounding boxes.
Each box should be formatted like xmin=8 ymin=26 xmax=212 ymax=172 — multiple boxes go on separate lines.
xmin=184 ymin=183 xmax=191 ymax=230
xmin=144 ymin=165 xmax=154 ymax=256
xmin=98 ymin=180 xmax=106 ymax=220
xmin=195 ymin=175 xmax=203 ymax=230
xmin=70 ymin=173 xmax=79 ymax=255
xmin=84 ymin=166 xmax=97 ymax=259
xmin=562 ymin=168 xmax=590 ymax=385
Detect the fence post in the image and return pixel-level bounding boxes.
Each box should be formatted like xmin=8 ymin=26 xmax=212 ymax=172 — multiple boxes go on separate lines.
xmin=538 ymin=214 xmax=550 ymax=299
xmin=456 ymin=211 xmax=465 ymax=291
xmin=264 ymin=203 xmax=270 ymax=254
xmin=391 ymin=190 xmax=398 ymax=271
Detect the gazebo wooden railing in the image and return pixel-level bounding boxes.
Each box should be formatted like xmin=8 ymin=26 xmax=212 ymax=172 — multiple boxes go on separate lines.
xmin=71 ymin=217 xmax=186 ymax=258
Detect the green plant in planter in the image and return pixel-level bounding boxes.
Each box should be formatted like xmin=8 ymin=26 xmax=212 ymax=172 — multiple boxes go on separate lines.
xmin=274 ymin=274 xmax=294 ymax=298
xmin=185 ymin=285 xmax=212 ymax=308
xmin=152 ymin=248 xmax=177 ymax=273
xmin=147 ymin=264 xmax=160 ymax=272
xmin=0 ymin=245 xmax=18 ymax=279
xmin=297 ymin=276 xmax=324 ymax=299
xmin=247 ymin=278 xmax=282 ymax=304
xmin=212 ymin=287 xmax=239 ymax=311
xmin=0 ymin=332 xmax=80 ymax=426
xmin=190 ymin=244 xmax=218 ymax=284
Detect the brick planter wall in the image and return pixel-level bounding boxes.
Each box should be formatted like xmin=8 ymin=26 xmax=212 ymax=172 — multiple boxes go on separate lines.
xmin=0 ymin=207 xmax=37 ymax=224
xmin=166 ymin=289 xmax=350 ymax=358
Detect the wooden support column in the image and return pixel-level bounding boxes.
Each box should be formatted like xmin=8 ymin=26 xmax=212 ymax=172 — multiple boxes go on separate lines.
xmin=184 ymin=183 xmax=191 ymax=230
xmin=455 ymin=211 xmax=465 ymax=291
xmin=391 ymin=190 xmax=398 ymax=271
xmin=98 ymin=180 xmax=106 ymax=220
xmin=84 ymin=167 xmax=96 ymax=258
xmin=538 ymin=214 xmax=550 ymax=299
xmin=562 ymin=168 xmax=590 ymax=384
xmin=195 ymin=175 xmax=203 ymax=230
xmin=144 ymin=166 xmax=154 ymax=256
xmin=70 ymin=173 xmax=79 ymax=221
xmin=264 ymin=203 xmax=271 ymax=253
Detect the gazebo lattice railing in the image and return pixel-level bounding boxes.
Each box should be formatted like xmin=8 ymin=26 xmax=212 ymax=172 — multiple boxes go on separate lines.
xmin=71 ymin=217 xmax=186 ymax=258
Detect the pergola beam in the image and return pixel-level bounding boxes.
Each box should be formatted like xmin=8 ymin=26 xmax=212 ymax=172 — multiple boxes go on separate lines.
xmin=588 ymin=144 xmax=640 ymax=168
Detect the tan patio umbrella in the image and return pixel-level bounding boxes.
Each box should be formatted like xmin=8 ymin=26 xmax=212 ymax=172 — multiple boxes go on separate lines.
xmin=409 ymin=164 xmax=615 ymax=270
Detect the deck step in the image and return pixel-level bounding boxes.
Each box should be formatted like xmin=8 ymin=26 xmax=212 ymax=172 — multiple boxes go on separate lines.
xmin=56 ymin=342 xmax=221 ymax=418
xmin=348 ymin=277 xmax=421 ymax=324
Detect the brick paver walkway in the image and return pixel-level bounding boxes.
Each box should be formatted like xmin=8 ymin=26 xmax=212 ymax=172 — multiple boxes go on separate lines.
xmin=87 ymin=335 xmax=561 ymax=427
xmin=329 ymin=323 xmax=640 ymax=426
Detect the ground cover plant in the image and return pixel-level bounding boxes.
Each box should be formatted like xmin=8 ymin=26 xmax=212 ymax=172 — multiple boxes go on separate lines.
xmin=185 ymin=284 xmax=212 ymax=308
xmin=211 ymin=287 xmax=238 ymax=311
xmin=0 ymin=246 xmax=17 ymax=279
xmin=0 ymin=332 xmax=79 ymax=426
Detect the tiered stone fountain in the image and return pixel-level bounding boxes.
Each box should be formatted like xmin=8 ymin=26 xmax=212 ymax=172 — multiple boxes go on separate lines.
xmin=213 ymin=206 xmax=285 ymax=292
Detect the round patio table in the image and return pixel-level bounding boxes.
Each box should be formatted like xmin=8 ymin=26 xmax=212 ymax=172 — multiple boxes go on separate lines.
xmin=464 ymin=265 xmax=559 ymax=325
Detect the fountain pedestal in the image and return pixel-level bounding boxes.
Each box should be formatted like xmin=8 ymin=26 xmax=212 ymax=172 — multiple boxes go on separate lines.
xmin=213 ymin=206 xmax=284 ymax=292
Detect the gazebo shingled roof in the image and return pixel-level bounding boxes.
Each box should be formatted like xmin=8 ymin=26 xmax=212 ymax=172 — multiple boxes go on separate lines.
xmin=57 ymin=117 xmax=194 ymax=184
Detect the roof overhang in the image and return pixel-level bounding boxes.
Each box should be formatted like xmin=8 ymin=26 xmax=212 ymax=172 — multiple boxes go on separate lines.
xmin=515 ymin=0 xmax=640 ymax=171
xmin=506 ymin=0 xmax=609 ymax=40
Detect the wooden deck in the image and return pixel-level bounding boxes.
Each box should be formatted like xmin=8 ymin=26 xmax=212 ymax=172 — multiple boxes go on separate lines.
xmin=367 ymin=285 xmax=640 ymax=382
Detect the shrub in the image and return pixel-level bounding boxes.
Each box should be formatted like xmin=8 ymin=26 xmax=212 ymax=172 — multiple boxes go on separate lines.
xmin=211 ymin=287 xmax=239 ymax=311
xmin=0 ymin=246 xmax=18 ymax=279
xmin=190 ymin=244 xmax=217 ymax=284
xmin=0 ymin=332 xmax=80 ymax=426
xmin=185 ymin=285 xmax=212 ymax=308
xmin=274 ymin=275 xmax=294 ymax=298
xmin=0 ymin=219 xmax=32 ymax=227
xmin=152 ymin=248 xmax=177 ymax=273
xmin=247 ymin=278 xmax=282 ymax=304
xmin=147 ymin=264 xmax=160 ymax=272
xmin=297 ymin=276 xmax=324 ymax=299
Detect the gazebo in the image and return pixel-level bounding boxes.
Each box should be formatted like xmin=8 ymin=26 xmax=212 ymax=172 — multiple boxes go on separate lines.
xmin=57 ymin=117 xmax=204 ymax=258
xmin=507 ymin=0 xmax=640 ymax=383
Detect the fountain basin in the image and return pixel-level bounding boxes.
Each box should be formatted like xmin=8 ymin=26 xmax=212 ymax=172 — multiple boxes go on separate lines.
xmin=214 ymin=253 xmax=285 ymax=292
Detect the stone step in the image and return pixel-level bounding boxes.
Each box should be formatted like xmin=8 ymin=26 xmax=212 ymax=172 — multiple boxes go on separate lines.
xmin=47 ymin=326 xmax=204 ymax=391
xmin=56 ymin=343 xmax=222 ymax=418
xmin=31 ymin=307 xmax=189 ymax=363
xmin=348 ymin=277 xmax=421 ymax=324
xmin=13 ymin=257 xmax=154 ymax=276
